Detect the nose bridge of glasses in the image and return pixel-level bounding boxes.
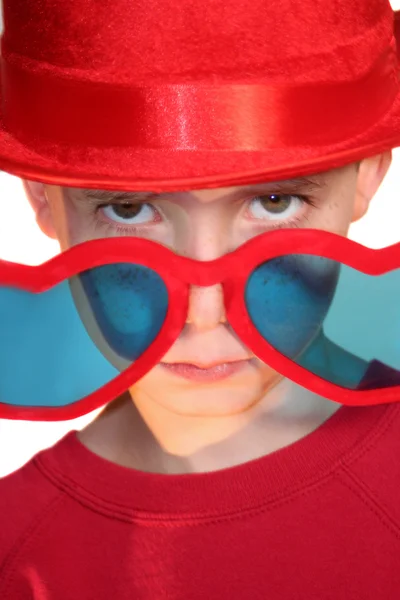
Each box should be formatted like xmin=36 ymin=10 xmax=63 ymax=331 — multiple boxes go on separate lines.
xmin=176 ymin=247 xmax=240 ymax=287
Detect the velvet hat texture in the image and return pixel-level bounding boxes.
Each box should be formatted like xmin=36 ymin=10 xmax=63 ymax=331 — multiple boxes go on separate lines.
xmin=0 ymin=0 xmax=400 ymax=191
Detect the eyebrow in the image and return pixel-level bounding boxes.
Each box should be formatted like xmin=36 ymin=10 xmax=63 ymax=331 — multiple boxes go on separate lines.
xmin=75 ymin=189 xmax=156 ymax=202
xmin=75 ymin=175 xmax=326 ymax=203
xmin=222 ymin=176 xmax=326 ymax=201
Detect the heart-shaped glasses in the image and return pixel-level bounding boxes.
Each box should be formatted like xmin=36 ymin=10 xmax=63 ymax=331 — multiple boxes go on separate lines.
xmin=1 ymin=228 xmax=400 ymax=421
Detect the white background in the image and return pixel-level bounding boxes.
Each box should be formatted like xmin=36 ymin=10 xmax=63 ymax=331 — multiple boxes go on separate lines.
xmin=1 ymin=1 xmax=400 ymax=476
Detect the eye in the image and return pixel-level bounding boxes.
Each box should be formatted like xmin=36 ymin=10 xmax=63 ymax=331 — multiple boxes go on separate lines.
xmin=248 ymin=194 xmax=305 ymax=221
xmin=101 ymin=202 xmax=156 ymax=225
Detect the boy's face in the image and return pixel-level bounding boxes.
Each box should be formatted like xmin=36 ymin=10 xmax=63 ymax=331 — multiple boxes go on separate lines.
xmin=25 ymin=154 xmax=390 ymax=424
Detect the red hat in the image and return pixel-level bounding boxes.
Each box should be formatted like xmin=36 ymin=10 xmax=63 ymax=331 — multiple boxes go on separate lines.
xmin=0 ymin=0 xmax=400 ymax=191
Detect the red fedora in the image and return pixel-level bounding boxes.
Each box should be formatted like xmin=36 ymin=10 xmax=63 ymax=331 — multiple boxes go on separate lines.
xmin=0 ymin=0 xmax=400 ymax=191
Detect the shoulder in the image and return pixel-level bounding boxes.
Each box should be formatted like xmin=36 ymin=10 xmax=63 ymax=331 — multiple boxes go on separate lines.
xmin=0 ymin=446 xmax=62 ymax=573
xmin=343 ymin=402 xmax=400 ymax=525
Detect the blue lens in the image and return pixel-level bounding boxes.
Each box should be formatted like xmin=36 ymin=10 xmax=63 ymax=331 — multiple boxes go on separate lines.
xmin=0 ymin=263 xmax=168 ymax=408
xmin=79 ymin=263 xmax=168 ymax=361
xmin=245 ymin=255 xmax=400 ymax=390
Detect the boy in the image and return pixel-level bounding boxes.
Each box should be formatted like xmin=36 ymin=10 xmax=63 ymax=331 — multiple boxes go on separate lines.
xmin=1 ymin=0 xmax=400 ymax=597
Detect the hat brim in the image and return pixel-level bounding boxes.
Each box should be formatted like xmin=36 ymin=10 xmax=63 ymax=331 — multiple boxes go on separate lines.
xmin=0 ymin=70 xmax=399 ymax=192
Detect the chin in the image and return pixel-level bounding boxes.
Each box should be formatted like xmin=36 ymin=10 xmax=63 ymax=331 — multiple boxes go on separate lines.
xmin=133 ymin=378 xmax=266 ymax=418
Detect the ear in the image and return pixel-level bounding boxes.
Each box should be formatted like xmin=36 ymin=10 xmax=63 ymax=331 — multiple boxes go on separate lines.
xmin=22 ymin=180 xmax=57 ymax=239
xmin=352 ymin=151 xmax=392 ymax=222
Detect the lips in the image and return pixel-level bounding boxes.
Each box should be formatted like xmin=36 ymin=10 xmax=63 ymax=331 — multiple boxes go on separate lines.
xmin=160 ymin=359 xmax=252 ymax=382
xmin=161 ymin=356 xmax=252 ymax=369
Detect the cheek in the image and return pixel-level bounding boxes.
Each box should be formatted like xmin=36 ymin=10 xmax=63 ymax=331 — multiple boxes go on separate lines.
xmin=306 ymin=194 xmax=356 ymax=235
xmin=47 ymin=198 xmax=83 ymax=249
xmin=60 ymin=205 xmax=101 ymax=248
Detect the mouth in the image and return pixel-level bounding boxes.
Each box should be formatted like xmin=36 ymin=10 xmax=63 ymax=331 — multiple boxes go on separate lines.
xmin=159 ymin=359 xmax=252 ymax=383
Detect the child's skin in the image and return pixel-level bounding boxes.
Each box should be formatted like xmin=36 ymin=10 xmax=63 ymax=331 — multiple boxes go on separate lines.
xmin=24 ymin=153 xmax=391 ymax=474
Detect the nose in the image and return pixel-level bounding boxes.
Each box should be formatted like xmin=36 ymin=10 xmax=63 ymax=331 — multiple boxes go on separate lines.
xmin=186 ymin=283 xmax=227 ymax=330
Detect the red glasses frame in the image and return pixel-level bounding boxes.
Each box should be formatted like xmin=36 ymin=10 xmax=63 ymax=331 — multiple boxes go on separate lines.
xmin=1 ymin=228 xmax=400 ymax=421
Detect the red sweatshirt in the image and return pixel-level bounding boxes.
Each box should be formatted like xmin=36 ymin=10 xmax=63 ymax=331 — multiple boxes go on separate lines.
xmin=1 ymin=402 xmax=400 ymax=599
